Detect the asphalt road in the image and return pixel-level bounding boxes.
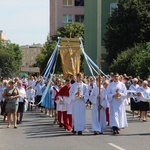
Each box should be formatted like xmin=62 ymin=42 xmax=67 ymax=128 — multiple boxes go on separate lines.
xmin=0 ymin=108 xmax=150 ymax=150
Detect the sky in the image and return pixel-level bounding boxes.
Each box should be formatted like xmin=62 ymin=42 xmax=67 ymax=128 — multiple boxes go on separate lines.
xmin=0 ymin=0 xmax=49 ymax=45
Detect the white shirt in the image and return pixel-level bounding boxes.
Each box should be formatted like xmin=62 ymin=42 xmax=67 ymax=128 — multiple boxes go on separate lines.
xmin=18 ymin=87 xmax=26 ymax=102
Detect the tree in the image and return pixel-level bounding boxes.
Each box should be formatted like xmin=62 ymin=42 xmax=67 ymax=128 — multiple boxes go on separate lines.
xmin=104 ymin=0 xmax=150 ymax=64
xmin=0 ymin=40 xmax=22 ymax=77
xmin=109 ymin=42 xmax=150 ymax=79
xmin=36 ymin=22 xmax=84 ymax=74
xmin=36 ymin=36 xmax=57 ymax=74
xmin=51 ymin=22 xmax=84 ymax=41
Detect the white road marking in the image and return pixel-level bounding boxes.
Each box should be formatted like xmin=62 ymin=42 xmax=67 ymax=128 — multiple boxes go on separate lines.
xmin=108 ymin=143 xmax=126 ymax=150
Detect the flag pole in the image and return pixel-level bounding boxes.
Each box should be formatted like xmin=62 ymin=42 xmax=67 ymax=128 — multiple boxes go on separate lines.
xmin=98 ymin=73 xmax=101 ymax=123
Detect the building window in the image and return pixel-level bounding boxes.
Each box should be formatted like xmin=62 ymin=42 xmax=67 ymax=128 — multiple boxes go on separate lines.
xmin=110 ymin=3 xmax=118 ymax=14
xmin=63 ymin=15 xmax=73 ymax=23
xmin=74 ymin=0 xmax=84 ymax=6
xmin=63 ymin=0 xmax=72 ymax=6
xmin=75 ymin=15 xmax=84 ymax=23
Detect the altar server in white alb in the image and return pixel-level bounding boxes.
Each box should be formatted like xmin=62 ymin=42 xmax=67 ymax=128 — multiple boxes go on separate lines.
xmin=107 ymin=73 xmax=128 ymax=135
xmin=69 ymin=73 xmax=89 ymax=135
xmin=89 ymin=76 xmax=108 ymax=135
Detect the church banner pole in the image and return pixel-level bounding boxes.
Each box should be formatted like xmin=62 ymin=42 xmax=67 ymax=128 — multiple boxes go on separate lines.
xmin=98 ymin=74 xmax=101 ymax=123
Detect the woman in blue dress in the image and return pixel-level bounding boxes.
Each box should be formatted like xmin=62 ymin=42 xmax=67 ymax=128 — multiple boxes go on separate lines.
xmin=41 ymin=83 xmax=54 ymax=117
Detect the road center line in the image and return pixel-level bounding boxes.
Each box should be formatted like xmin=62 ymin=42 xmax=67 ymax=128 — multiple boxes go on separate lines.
xmin=108 ymin=143 xmax=126 ymax=150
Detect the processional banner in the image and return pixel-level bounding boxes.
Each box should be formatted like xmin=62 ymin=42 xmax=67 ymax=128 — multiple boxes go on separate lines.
xmin=60 ymin=47 xmax=80 ymax=78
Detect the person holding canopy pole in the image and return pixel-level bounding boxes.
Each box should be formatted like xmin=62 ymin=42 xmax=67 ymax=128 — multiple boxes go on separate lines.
xmin=89 ymin=76 xmax=108 ymax=135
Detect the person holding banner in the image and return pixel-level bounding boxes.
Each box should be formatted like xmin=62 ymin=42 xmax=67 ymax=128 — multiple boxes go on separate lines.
xmin=89 ymin=76 xmax=108 ymax=135
xmin=107 ymin=73 xmax=128 ymax=135
xmin=69 ymin=73 xmax=89 ymax=135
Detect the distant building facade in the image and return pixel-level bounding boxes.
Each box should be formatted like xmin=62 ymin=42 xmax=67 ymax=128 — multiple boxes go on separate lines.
xmin=0 ymin=30 xmax=6 ymax=40
xmin=49 ymin=0 xmax=84 ymax=36
xmin=84 ymin=0 xmax=118 ymax=74
xmin=21 ymin=44 xmax=42 ymax=69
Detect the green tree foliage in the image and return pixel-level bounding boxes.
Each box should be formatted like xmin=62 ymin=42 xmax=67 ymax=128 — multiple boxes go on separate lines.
xmin=36 ymin=36 xmax=57 ymax=74
xmin=36 ymin=22 xmax=84 ymax=75
xmin=109 ymin=43 xmax=150 ymax=79
xmin=51 ymin=22 xmax=84 ymax=41
xmin=0 ymin=40 xmax=22 ymax=77
xmin=104 ymin=0 xmax=150 ymax=64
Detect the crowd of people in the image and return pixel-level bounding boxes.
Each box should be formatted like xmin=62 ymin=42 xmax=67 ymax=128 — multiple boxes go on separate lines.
xmin=0 ymin=72 xmax=150 ymax=135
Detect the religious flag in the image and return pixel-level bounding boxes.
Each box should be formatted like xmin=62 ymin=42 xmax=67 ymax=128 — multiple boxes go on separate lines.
xmin=60 ymin=47 xmax=80 ymax=78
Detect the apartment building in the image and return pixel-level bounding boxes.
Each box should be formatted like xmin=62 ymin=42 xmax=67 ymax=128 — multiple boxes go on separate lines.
xmin=0 ymin=30 xmax=6 ymax=40
xmin=84 ymin=0 xmax=118 ymax=74
xmin=49 ymin=0 xmax=84 ymax=36
xmin=20 ymin=44 xmax=42 ymax=73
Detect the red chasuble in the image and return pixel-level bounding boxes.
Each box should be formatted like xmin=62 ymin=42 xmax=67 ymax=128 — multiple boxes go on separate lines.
xmin=58 ymin=84 xmax=71 ymax=97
